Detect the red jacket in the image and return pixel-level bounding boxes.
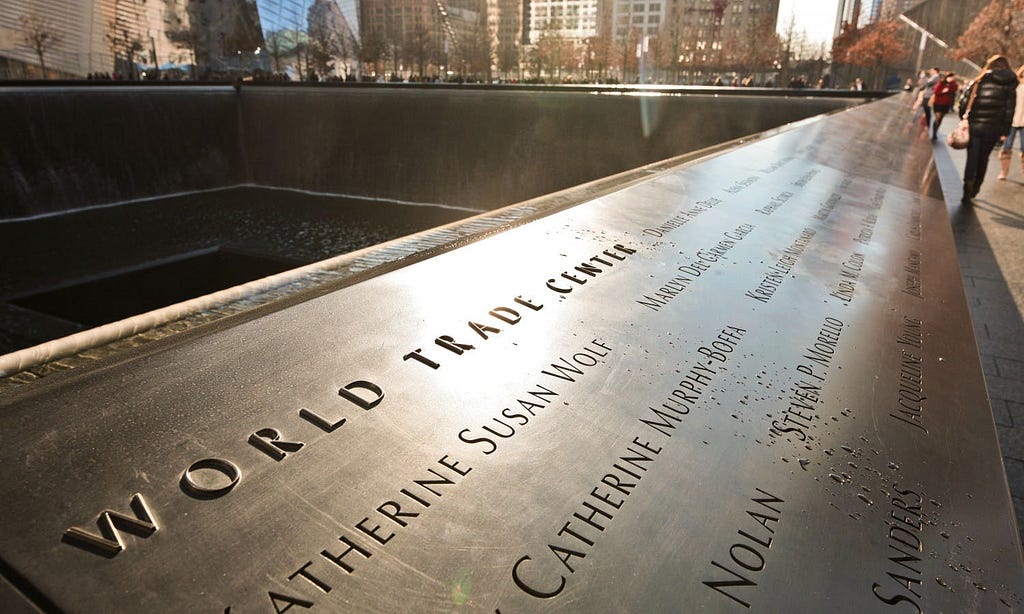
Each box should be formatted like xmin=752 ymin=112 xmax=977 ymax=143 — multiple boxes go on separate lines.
xmin=932 ymin=78 xmax=959 ymax=107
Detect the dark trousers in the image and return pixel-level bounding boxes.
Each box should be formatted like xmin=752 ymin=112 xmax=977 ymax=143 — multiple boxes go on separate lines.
xmin=964 ymin=125 xmax=1004 ymax=188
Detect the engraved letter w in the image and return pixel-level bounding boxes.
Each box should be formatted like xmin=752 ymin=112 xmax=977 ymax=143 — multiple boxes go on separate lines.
xmin=63 ymin=493 xmax=158 ymax=557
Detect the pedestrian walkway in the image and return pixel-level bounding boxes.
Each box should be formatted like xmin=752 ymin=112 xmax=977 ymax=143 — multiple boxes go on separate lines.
xmin=932 ymin=127 xmax=1024 ymax=541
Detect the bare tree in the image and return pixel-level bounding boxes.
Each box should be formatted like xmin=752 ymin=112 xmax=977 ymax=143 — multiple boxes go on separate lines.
xmin=406 ymin=20 xmax=435 ymax=78
xmin=289 ymin=8 xmax=308 ymax=79
xmin=496 ymin=10 xmax=520 ymax=80
xmin=307 ymin=27 xmax=335 ymax=76
xmin=733 ymin=14 xmax=781 ymax=80
xmin=533 ymin=21 xmax=574 ymax=81
xmin=308 ymin=0 xmax=346 ymax=77
xmin=619 ymin=27 xmax=641 ymax=82
xmin=656 ymin=4 xmax=686 ymax=84
xmin=20 ymin=14 xmax=61 ymax=78
xmin=719 ymin=30 xmax=743 ymax=75
xmin=381 ymin=3 xmax=401 ymax=77
xmin=263 ymin=30 xmax=292 ymax=74
xmin=106 ymin=19 xmax=145 ymax=79
xmin=585 ymin=7 xmax=614 ymax=82
xmin=776 ymin=13 xmax=802 ymax=86
xmin=674 ymin=17 xmax=704 ymax=84
xmin=166 ymin=4 xmax=199 ymax=78
xmin=360 ymin=29 xmax=388 ymax=77
xmin=459 ymin=3 xmax=493 ymax=81
xmin=641 ymin=34 xmax=660 ymax=82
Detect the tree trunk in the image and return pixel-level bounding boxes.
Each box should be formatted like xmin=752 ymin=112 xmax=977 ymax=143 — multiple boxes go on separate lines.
xmin=36 ymin=49 xmax=47 ymax=78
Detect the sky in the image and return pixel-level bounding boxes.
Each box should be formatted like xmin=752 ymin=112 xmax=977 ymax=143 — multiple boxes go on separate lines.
xmin=777 ymin=0 xmax=842 ymax=47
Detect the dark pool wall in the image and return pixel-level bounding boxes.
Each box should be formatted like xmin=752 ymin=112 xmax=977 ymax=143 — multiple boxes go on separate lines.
xmin=1 ymin=85 xmax=862 ymax=220
xmin=240 ymin=88 xmax=856 ymax=211
xmin=1 ymin=87 xmax=243 ymax=219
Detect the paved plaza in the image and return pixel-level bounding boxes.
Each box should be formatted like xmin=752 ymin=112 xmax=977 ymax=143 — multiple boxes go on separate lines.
xmin=934 ymin=129 xmax=1024 ymax=543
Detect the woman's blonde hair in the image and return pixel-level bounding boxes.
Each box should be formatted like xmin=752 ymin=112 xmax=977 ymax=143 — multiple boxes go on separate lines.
xmin=976 ymin=54 xmax=1011 ymax=81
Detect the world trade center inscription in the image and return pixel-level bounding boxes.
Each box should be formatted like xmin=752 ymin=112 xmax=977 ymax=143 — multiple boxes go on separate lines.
xmin=1 ymin=97 xmax=1022 ymax=611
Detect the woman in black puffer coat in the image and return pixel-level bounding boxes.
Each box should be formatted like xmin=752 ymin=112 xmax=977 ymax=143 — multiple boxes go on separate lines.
xmin=959 ymin=55 xmax=1019 ymax=204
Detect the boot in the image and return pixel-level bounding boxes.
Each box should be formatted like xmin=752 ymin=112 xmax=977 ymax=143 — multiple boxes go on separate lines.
xmin=962 ymin=180 xmax=975 ymax=205
xmin=1020 ymin=151 xmax=1024 ymax=175
xmin=999 ymin=150 xmax=1012 ymax=180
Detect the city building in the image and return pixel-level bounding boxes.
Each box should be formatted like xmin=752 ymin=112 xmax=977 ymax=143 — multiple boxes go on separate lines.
xmin=358 ymin=0 xmax=521 ymax=80
xmin=835 ymin=0 xmax=923 ymax=31
xmin=0 ymin=0 xmax=267 ymax=79
xmin=656 ymin=0 xmax=780 ymax=84
xmin=304 ymin=0 xmax=358 ymax=78
xmin=493 ymin=0 xmax=524 ymax=75
xmin=0 ymin=0 xmax=177 ymax=78
xmin=526 ymin=0 xmax=598 ymax=43
xmin=359 ymin=0 xmax=448 ymax=76
xmin=257 ymin=0 xmax=359 ymax=38
xmin=609 ymin=0 xmax=663 ymax=39
xmin=185 ymin=0 xmax=265 ymax=76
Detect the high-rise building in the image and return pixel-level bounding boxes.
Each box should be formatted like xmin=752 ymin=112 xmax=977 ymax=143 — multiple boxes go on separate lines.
xmin=837 ymin=0 xmax=921 ymax=30
xmin=255 ymin=1 xmax=313 ymax=33
xmin=255 ymin=0 xmax=359 ymax=39
xmin=607 ymin=0 xmax=779 ymax=42
xmin=0 ymin=0 xmax=269 ymax=79
xmin=653 ymin=0 xmax=779 ymax=83
xmin=0 ymin=0 xmax=188 ymax=78
xmin=526 ymin=0 xmax=598 ymax=44
xmin=493 ymin=0 xmax=523 ymax=74
xmin=185 ymin=0 xmax=265 ymax=74
xmin=862 ymin=0 xmax=884 ymax=25
xmin=357 ymin=0 xmax=521 ymax=79
xmin=304 ymin=0 xmax=358 ymax=76
xmin=359 ymin=0 xmax=447 ymax=75
xmin=609 ymin=0 xmax=663 ymax=40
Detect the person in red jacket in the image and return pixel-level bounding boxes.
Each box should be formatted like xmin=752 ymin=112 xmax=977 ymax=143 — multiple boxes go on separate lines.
xmin=930 ymin=72 xmax=959 ymax=141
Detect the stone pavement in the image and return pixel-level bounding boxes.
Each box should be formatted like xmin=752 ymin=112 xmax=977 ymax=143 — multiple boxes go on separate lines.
xmin=932 ymin=128 xmax=1024 ymax=542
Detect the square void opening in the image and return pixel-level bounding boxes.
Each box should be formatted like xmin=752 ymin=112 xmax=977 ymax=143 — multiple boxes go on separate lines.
xmin=10 ymin=248 xmax=303 ymax=328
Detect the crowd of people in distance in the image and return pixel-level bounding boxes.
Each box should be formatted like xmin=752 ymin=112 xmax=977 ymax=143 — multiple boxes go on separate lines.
xmin=911 ymin=54 xmax=1024 ymax=205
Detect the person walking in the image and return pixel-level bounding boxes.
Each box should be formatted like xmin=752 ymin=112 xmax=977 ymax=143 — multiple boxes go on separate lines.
xmin=930 ymin=72 xmax=958 ymax=141
xmin=998 ymin=64 xmax=1024 ymax=180
xmin=959 ymin=55 xmax=1019 ymax=204
xmin=914 ymin=67 xmax=940 ymax=135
